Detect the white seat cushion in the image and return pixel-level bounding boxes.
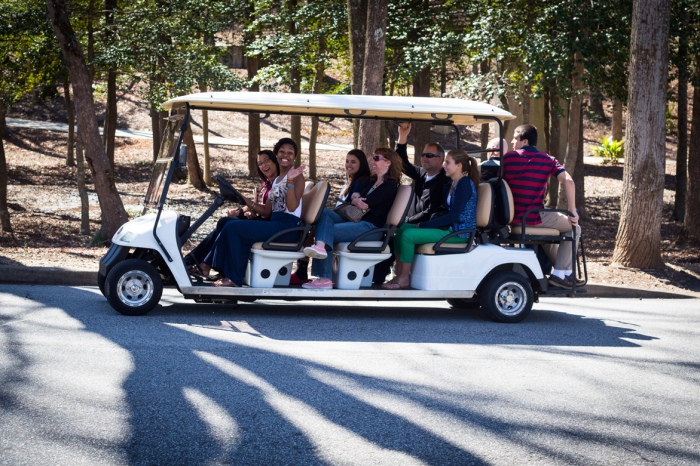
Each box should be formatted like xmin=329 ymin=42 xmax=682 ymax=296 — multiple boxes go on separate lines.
xmin=416 ymin=243 xmax=470 ymax=255
xmin=510 ymin=225 xmax=562 ymax=236
xmin=335 ymin=241 xmax=390 ymax=254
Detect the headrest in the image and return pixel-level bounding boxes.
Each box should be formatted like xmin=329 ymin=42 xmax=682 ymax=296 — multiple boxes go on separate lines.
xmin=476 ymin=183 xmax=493 ymax=228
xmin=386 ymin=185 xmax=414 ymax=227
xmin=301 ymin=181 xmax=330 ymax=224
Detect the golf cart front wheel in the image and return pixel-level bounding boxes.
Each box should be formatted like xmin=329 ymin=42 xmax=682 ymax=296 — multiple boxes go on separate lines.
xmin=479 ymin=271 xmax=533 ymax=323
xmin=105 ymin=259 xmax=163 ymax=316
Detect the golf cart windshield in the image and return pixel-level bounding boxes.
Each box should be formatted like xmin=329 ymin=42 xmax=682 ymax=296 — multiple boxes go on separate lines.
xmin=143 ymin=114 xmax=185 ymax=211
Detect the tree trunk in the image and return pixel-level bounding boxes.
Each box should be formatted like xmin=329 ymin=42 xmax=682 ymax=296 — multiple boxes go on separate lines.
xmin=0 ymin=103 xmax=12 ymax=233
xmin=247 ymin=55 xmax=260 ymax=176
xmin=679 ymin=75 xmax=700 ymax=245
xmin=358 ymin=0 xmax=387 ymax=159
xmin=199 ymin=83 xmax=211 ymax=184
xmin=546 ymin=87 xmax=561 ymax=207
xmin=87 ymin=0 xmax=95 ymax=80
xmin=588 ymin=87 xmax=606 ymax=122
xmin=348 ymin=0 xmax=368 ymax=149
xmin=62 ymin=74 xmax=75 ymax=167
xmin=183 ymin=121 xmax=206 ymax=190
xmin=412 ymin=67 xmax=431 ymax=164
xmin=673 ymin=11 xmax=689 ymax=222
xmin=612 ymin=98 xmax=623 ymax=141
xmin=287 ymin=0 xmax=301 ymax=167
xmin=308 ymin=37 xmax=326 ymax=180
xmin=612 ymin=0 xmax=671 ymax=268
xmin=102 ymin=0 xmax=117 ymax=170
xmin=47 ymin=0 xmax=127 ymax=240
xmin=151 ymin=105 xmax=161 ymax=163
xmin=557 ymin=51 xmax=585 ymax=209
xmin=75 ymin=129 xmax=91 ymax=235
xmin=574 ymin=104 xmax=587 ymax=220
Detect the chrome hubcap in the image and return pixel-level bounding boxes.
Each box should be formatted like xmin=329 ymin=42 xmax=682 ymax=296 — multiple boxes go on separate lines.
xmin=116 ymin=271 xmax=154 ymax=307
xmin=494 ymin=281 xmax=527 ymax=316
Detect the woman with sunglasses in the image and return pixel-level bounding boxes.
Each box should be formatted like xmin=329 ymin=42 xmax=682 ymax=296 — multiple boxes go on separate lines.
xmin=186 ymin=150 xmax=280 ymax=279
xmin=302 ymin=148 xmax=402 ymax=289
xmin=382 ymin=149 xmax=479 ymax=289
xmin=203 ymin=138 xmax=306 ymax=287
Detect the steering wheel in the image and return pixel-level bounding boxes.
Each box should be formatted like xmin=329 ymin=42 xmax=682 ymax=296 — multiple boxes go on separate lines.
xmin=214 ymin=175 xmax=246 ymax=205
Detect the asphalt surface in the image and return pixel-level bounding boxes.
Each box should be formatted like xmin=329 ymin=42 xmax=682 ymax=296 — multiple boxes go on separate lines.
xmin=1 ymin=285 xmax=699 ymax=465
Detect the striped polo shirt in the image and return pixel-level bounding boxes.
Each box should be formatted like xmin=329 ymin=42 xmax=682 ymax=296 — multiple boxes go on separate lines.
xmin=502 ymin=147 xmax=565 ymax=225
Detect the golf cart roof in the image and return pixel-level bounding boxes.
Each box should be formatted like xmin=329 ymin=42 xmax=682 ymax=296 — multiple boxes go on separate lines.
xmin=161 ymin=92 xmax=515 ymax=126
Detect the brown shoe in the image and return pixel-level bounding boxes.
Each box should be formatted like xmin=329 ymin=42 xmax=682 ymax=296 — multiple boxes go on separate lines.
xmin=548 ymin=275 xmax=571 ymax=289
xmin=565 ymin=275 xmax=586 ymax=287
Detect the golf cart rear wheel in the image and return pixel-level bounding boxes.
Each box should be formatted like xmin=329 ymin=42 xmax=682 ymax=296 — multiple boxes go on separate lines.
xmin=105 ymin=259 xmax=163 ymax=316
xmin=479 ymin=271 xmax=533 ymax=323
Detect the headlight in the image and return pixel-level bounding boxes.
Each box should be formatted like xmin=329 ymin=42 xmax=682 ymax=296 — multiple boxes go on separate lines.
xmin=119 ymin=231 xmax=135 ymax=243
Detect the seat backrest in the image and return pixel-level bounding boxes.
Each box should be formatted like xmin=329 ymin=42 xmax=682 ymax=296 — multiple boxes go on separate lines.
xmin=386 ymin=185 xmax=414 ymax=227
xmin=476 ymin=182 xmax=494 ymax=228
xmin=301 ymin=181 xmax=330 ymax=225
xmin=488 ymin=178 xmax=514 ymax=226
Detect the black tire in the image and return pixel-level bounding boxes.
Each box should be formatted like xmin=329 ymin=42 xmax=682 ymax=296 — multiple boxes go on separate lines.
xmin=479 ymin=271 xmax=533 ymax=323
xmin=97 ymin=272 xmax=106 ymax=296
xmin=104 ymin=259 xmax=163 ymax=316
xmin=447 ymin=298 xmax=481 ymax=310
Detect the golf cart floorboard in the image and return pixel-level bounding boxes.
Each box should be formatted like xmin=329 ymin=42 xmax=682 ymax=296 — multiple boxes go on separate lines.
xmin=181 ymin=284 xmax=475 ymax=300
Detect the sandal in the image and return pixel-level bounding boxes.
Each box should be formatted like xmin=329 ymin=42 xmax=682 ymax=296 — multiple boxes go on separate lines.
xmin=213 ymin=278 xmax=239 ymax=287
xmin=381 ymin=279 xmax=411 ymax=290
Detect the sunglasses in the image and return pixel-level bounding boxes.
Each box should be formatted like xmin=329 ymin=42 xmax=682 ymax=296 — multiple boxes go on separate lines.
xmin=257 ymin=158 xmax=271 ymax=167
xmin=372 ymin=155 xmax=387 ymax=162
xmin=421 ymin=152 xmax=442 ymax=158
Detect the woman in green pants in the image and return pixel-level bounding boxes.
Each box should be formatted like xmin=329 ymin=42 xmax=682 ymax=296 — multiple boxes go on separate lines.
xmin=382 ymin=149 xmax=480 ymax=289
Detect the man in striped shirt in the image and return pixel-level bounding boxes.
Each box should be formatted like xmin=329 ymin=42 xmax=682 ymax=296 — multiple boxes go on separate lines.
xmin=502 ymin=124 xmax=581 ymax=289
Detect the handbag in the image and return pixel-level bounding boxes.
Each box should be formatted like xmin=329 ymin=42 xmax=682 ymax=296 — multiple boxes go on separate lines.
xmin=333 ymin=202 xmax=368 ymax=223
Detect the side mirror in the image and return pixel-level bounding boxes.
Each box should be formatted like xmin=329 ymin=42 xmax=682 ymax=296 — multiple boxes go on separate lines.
xmin=179 ymin=144 xmax=187 ymax=166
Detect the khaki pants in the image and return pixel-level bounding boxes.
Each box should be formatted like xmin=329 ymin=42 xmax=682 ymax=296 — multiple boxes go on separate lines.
xmin=539 ymin=211 xmax=581 ymax=270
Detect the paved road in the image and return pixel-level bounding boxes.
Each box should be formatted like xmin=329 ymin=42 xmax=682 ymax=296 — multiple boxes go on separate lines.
xmin=1 ymin=285 xmax=699 ymax=465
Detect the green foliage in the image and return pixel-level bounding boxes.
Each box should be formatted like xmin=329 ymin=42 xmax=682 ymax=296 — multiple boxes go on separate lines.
xmin=246 ymin=0 xmax=347 ymax=93
xmin=666 ymin=103 xmax=677 ymax=135
xmin=0 ymin=0 xmax=62 ymax=109
xmin=591 ymin=136 xmax=624 ymax=164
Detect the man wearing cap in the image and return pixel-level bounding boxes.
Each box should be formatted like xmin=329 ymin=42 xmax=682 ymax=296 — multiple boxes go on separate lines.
xmin=502 ymin=124 xmax=582 ymax=289
xmin=395 ymin=122 xmax=449 ymax=223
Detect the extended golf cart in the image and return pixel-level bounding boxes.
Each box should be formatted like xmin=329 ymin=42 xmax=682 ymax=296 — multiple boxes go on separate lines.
xmin=97 ymin=92 xmax=587 ymax=322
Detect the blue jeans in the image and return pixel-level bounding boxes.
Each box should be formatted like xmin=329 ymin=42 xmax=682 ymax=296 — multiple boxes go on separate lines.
xmin=205 ymin=212 xmax=300 ymax=285
xmin=312 ymin=208 xmax=378 ymax=279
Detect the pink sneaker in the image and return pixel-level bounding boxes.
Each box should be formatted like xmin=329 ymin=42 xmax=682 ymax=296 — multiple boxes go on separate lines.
xmin=302 ymin=277 xmax=333 ymax=290
xmin=303 ymin=244 xmax=327 ymax=260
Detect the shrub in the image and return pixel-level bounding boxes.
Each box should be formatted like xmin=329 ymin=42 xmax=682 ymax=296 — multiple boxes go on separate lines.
xmin=591 ymin=136 xmax=624 ymax=165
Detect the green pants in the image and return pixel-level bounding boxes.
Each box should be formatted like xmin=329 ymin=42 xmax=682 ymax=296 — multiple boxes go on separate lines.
xmin=394 ymin=223 xmax=467 ymax=264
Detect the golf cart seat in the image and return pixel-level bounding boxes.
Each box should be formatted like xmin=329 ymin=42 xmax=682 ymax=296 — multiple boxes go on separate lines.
xmin=333 ymin=185 xmax=414 ymax=289
xmin=246 ymin=181 xmax=330 ymax=287
xmin=414 ymin=182 xmax=493 ymax=255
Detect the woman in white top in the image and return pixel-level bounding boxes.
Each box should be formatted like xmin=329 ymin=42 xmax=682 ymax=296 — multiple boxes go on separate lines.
xmin=205 ymin=138 xmax=306 ymax=287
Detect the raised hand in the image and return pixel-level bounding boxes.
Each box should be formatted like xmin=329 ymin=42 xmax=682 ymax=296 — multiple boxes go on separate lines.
xmin=287 ymin=164 xmax=307 ymax=183
xmin=397 ymin=122 xmax=411 ymax=144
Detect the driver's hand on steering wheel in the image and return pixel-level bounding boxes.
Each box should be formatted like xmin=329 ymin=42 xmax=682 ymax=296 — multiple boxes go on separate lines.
xmin=227 ymin=208 xmax=240 ymax=217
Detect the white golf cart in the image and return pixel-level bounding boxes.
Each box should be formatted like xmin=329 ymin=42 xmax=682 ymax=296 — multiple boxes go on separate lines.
xmin=97 ymin=92 xmax=587 ymax=322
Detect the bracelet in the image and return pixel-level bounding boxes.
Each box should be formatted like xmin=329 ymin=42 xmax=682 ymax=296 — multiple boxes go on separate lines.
xmin=286 ymin=185 xmax=294 ymax=190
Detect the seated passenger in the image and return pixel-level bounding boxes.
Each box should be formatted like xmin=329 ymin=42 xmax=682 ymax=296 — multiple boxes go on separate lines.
xmin=301 ymin=147 xmax=402 ymax=290
xmin=382 ymin=150 xmax=479 ymax=289
xmin=203 ymin=138 xmax=306 ymax=287
xmin=480 ymin=138 xmax=508 ymax=182
xmin=291 ymin=149 xmax=371 ymax=284
xmin=502 ymin=124 xmax=581 ymax=289
xmin=187 ymin=150 xmax=279 ymax=279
